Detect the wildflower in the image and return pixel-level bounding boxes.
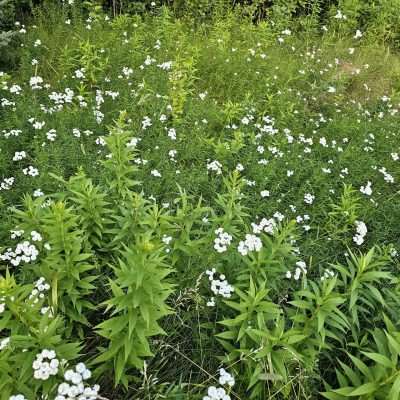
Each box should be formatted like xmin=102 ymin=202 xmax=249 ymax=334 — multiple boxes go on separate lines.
xmin=33 ymin=189 xmax=44 ymax=197
xmin=0 ymin=241 xmax=39 ymax=265
xmin=334 ymin=10 xmax=347 ymax=20
xmin=304 ymin=193 xmax=315 ymax=205
xmin=286 ymin=261 xmax=307 ymax=280
xmin=235 ymin=163 xmax=244 ymax=172
xmin=205 ymin=269 xmax=234 ymax=304
xmin=12 ymin=151 xmax=26 ymax=161
xmin=214 ymin=228 xmax=232 ymax=253
xmin=55 ymin=362 xmax=99 ymax=400
xmin=354 ymin=30 xmax=363 ymax=39
xmin=251 ymin=218 xmax=276 ymax=234
xmin=32 ymin=349 xmax=59 ymax=380
xmin=237 ymin=234 xmax=262 ymax=256
xmin=378 ymin=167 xmax=394 ymax=183
xmin=23 ymin=166 xmax=39 ymax=177
xmin=353 ymin=221 xmax=367 ymax=245
xmin=360 ymin=181 xmax=372 ymax=196
xmin=29 ymin=76 xmax=43 ymax=89
xmin=142 ymin=116 xmax=152 ymax=130
xmin=203 ymin=386 xmax=230 ymax=400
xmin=207 ymin=160 xmax=222 ymax=175
xmin=31 ymin=231 xmax=42 ymax=242
xmin=167 ymin=128 xmax=176 ymax=140
xmin=9 ymin=395 xmax=27 ymax=400
xmin=218 ymin=369 xmax=235 ymax=387
xmin=0 ymin=337 xmax=10 ymax=350
xmin=151 ymin=169 xmax=161 ymax=177
xmin=321 ymin=269 xmax=335 ymax=281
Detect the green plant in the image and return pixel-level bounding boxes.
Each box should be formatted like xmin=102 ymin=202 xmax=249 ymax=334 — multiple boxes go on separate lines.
xmin=94 ymin=238 xmax=174 ymax=386
xmin=322 ymin=316 xmax=400 ymax=400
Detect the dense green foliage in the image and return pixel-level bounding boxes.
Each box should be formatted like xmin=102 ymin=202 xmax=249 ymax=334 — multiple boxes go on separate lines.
xmin=1 ymin=1 xmax=400 ymax=399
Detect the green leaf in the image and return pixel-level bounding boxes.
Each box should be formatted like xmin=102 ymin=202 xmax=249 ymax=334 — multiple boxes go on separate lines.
xmin=361 ymin=352 xmax=393 ymax=369
xmin=348 ymin=353 xmax=373 ymax=380
xmin=287 ymin=334 xmax=308 ymax=344
xmin=348 ymin=382 xmax=378 ymax=396
xmin=389 ymin=375 xmax=400 ymax=400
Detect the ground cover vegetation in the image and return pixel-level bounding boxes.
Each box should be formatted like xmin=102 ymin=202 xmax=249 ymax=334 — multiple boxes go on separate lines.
xmin=1 ymin=0 xmax=400 ymax=399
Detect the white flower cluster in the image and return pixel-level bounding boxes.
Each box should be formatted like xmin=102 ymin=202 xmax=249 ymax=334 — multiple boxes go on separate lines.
xmin=167 ymin=127 xmax=176 ymax=140
xmin=0 ymin=337 xmax=10 ymax=350
xmin=33 ymin=349 xmax=60 ymax=380
xmin=251 ymin=217 xmax=277 ymax=235
xmin=9 ymin=395 xmax=27 ymax=400
xmin=29 ymin=76 xmax=44 ymax=89
xmin=304 ymin=193 xmax=315 ymax=205
xmin=218 ymin=368 xmax=235 ymax=387
xmin=237 ymin=234 xmax=262 ymax=256
xmin=203 ymin=368 xmax=235 ymax=400
xmin=203 ymin=387 xmax=230 ymax=400
xmin=353 ymin=220 xmax=367 ymax=245
xmin=214 ymin=228 xmax=232 ymax=253
xmin=360 ymin=181 xmax=372 ymax=196
xmin=141 ymin=116 xmax=152 ymax=129
xmin=162 ymin=234 xmax=172 ymax=253
xmin=126 ymin=136 xmax=141 ymax=148
xmin=22 ymin=165 xmax=39 ymax=177
xmin=321 ymin=269 xmax=335 ymax=281
xmin=28 ymin=277 xmax=50 ymax=303
xmin=378 ymin=167 xmax=394 ymax=183
xmin=0 ymin=177 xmax=14 ymax=190
xmin=207 ymin=160 xmax=222 ymax=175
xmin=2 ymin=129 xmax=21 ymax=138
xmin=286 ymin=261 xmax=307 ymax=280
xmin=205 ymin=268 xmax=234 ymax=306
xmin=55 ymin=363 xmax=100 ymax=400
xmin=31 ymin=230 xmax=43 ymax=242
xmin=12 ymin=151 xmax=26 ymax=161
xmin=0 ymin=241 xmax=39 ymax=266
xmin=47 ymin=129 xmax=57 ymax=141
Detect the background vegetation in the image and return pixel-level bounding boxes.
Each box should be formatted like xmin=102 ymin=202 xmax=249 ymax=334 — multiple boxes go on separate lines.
xmin=1 ymin=0 xmax=400 ymax=399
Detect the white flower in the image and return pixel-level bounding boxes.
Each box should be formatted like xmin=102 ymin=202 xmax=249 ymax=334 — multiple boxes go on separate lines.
xmin=235 ymin=163 xmax=244 ymax=172
xmin=334 ymin=10 xmax=347 ymax=20
xmin=354 ymin=30 xmax=363 ymax=39
xmin=304 ymin=193 xmax=315 ymax=205
xmin=206 ymin=269 xmax=234 ymax=300
xmin=238 ymin=234 xmax=262 ymax=256
xmin=29 ymin=76 xmax=44 ymax=89
xmin=207 ymin=160 xmax=222 ymax=175
xmin=142 ymin=116 xmax=152 ymax=130
xmin=251 ymin=217 xmax=276 ymax=235
xmin=151 ymin=169 xmax=161 ymax=177
xmin=9 ymin=395 xmax=27 ymax=400
xmin=353 ymin=221 xmax=367 ymax=245
xmin=218 ymin=368 xmax=235 ymax=387
xmin=0 ymin=337 xmax=10 ymax=350
xmin=22 ymin=166 xmax=39 ymax=177
xmin=32 ymin=349 xmax=59 ymax=380
xmin=360 ymin=181 xmax=372 ymax=196
xmin=31 ymin=231 xmax=42 ymax=242
xmin=213 ymin=228 xmax=232 ymax=253
xmin=167 ymin=128 xmax=176 ymax=140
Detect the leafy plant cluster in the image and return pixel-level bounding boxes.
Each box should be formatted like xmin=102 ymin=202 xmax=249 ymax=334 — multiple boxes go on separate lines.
xmin=1 ymin=2 xmax=400 ymax=399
